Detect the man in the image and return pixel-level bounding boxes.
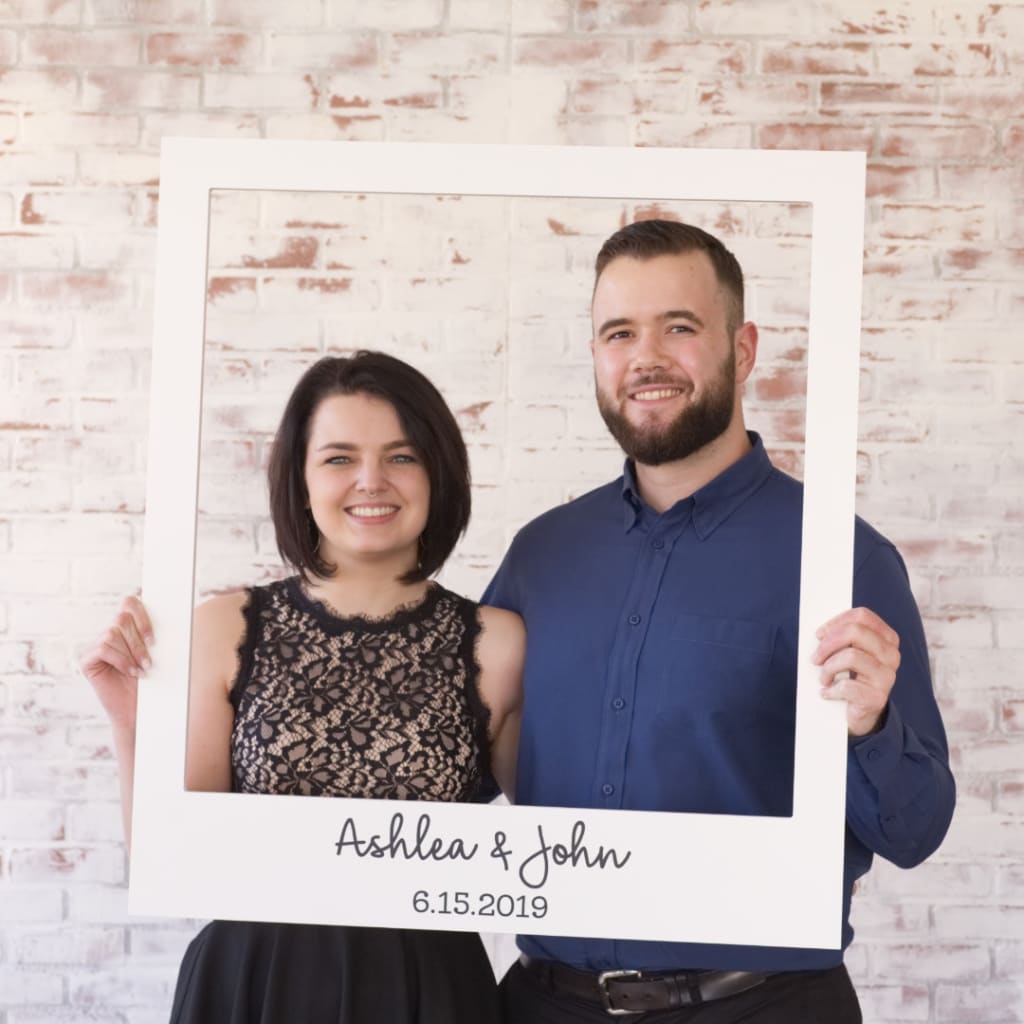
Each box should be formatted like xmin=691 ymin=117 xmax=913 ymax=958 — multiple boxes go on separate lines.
xmin=483 ymin=220 xmax=954 ymax=1022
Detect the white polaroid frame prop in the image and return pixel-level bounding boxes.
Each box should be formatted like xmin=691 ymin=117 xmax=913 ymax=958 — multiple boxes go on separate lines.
xmin=135 ymin=140 xmax=865 ymax=949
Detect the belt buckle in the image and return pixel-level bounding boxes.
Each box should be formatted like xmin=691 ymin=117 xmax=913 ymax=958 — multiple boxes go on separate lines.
xmin=597 ymin=969 xmax=643 ymax=1016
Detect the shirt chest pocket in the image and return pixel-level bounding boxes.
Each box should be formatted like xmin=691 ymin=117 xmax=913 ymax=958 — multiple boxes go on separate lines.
xmin=655 ymin=613 xmax=778 ymax=716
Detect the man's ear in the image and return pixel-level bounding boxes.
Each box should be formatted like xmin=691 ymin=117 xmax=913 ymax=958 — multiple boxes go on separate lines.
xmin=734 ymin=321 xmax=758 ymax=384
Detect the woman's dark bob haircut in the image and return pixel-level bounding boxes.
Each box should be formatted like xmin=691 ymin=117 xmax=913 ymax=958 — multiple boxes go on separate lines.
xmin=267 ymin=351 xmax=471 ymax=585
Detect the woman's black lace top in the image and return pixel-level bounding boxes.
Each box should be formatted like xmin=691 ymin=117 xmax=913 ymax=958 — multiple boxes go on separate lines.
xmin=229 ymin=578 xmax=492 ymax=802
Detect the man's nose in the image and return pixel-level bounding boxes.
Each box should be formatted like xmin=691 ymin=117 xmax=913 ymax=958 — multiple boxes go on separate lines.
xmin=630 ymin=328 xmax=668 ymax=371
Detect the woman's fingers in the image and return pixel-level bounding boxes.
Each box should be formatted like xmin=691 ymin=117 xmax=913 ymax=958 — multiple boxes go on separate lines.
xmin=115 ymin=608 xmax=151 ymax=676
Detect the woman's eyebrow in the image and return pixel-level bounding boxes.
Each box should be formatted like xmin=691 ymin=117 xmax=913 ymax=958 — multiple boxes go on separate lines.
xmin=314 ymin=439 xmax=413 ymax=452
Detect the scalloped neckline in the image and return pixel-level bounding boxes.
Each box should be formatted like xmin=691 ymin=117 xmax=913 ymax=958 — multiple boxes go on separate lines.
xmin=286 ymin=577 xmax=442 ymax=633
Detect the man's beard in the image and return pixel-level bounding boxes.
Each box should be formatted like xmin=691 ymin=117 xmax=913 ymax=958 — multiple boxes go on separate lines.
xmin=596 ymin=349 xmax=737 ymax=467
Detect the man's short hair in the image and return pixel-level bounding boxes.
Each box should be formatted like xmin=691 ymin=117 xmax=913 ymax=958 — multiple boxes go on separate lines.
xmin=267 ymin=351 xmax=471 ymax=585
xmin=594 ymin=219 xmax=745 ymax=336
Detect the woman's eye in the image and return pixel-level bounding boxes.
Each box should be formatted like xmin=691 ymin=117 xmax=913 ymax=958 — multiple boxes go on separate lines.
xmin=326 ymin=455 xmax=351 ymax=465
xmin=391 ymin=454 xmax=417 ymax=464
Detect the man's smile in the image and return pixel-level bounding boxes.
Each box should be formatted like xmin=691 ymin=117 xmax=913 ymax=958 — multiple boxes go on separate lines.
xmin=631 ymin=387 xmax=685 ymax=402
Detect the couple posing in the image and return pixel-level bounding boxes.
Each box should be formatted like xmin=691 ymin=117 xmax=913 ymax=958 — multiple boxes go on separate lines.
xmin=82 ymin=220 xmax=954 ymax=1023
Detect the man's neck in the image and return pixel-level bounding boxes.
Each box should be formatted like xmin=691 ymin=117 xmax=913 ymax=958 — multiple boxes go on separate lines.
xmin=634 ymin=424 xmax=752 ymax=514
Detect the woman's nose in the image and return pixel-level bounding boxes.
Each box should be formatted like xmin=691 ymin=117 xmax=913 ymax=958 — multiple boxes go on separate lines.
xmin=355 ymin=460 xmax=387 ymax=495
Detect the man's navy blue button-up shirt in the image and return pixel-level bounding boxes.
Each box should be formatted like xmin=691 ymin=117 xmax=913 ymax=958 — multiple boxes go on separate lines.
xmin=483 ymin=434 xmax=954 ymax=972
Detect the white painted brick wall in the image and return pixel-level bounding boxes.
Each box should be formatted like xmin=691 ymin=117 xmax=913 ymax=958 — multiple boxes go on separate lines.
xmin=1 ymin=1 xmax=1021 ymax=1020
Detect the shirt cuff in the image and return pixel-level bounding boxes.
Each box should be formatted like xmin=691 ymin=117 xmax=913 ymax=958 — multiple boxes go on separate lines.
xmin=848 ymin=699 xmax=902 ymax=790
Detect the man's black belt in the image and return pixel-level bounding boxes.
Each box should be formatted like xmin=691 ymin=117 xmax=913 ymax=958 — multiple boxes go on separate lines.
xmin=520 ymin=954 xmax=769 ymax=1016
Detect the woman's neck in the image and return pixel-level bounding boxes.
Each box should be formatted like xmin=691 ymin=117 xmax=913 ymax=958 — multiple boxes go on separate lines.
xmin=304 ymin=562 xmax=428 ymax=619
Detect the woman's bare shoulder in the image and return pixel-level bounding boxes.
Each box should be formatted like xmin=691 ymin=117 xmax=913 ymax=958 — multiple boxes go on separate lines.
xmin=192 ymin=590 xmax=249 ymax=665
xmin=194 ymin=589 xmax=248 ymax=624
xmin=477 ymin=603 xmax=525 ymax=638
xmin=475 ymin=604 xmax=526 ymax=680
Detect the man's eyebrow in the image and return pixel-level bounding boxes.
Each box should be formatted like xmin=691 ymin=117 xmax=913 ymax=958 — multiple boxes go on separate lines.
xmin=314 ymin=440 xmax=413 ymax=452
xmin=660 ymin=309 xmax=705 ymax=328
xmin=596 ymin=309 xmax=705 ymax=337
xmin=596 ymin=316 xmax=632 ymax=337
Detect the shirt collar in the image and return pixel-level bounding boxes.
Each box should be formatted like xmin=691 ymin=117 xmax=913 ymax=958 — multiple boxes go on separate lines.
xmin=619 ymin=432 xmax=774 ymax=538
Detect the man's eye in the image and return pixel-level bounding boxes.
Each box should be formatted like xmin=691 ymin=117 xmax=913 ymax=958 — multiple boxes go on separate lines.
xmin=607 ymin=330 xmax=631 ymax=341
xmin=668 ymin=323 xmax=694 ymax=334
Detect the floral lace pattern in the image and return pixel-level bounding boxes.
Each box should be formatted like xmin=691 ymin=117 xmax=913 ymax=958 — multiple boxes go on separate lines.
xmin=229 ymin=578 xmax=491 ymax=801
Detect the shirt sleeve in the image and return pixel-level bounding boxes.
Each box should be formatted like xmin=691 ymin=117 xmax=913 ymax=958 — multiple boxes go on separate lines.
xmin=480 ymin=533 xmax=523 ymax=614
xmin=845 ymin=541 xmax=955 ymax=868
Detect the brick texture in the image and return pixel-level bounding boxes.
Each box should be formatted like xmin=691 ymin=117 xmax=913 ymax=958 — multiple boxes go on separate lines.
xmin=0 ymin=2 xmax=1020 ymax=1022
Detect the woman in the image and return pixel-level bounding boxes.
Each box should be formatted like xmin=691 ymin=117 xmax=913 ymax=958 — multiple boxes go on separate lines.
xmin=80 ymin=351 xmax=524 ymax=1023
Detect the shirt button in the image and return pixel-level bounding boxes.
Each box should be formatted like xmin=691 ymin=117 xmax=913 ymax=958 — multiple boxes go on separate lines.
xmin=867 ymin=750 xmax=881 ymax=763
xmin=652 ymin=539 xmax=664 ymax=550
xmin=612 ymin=697 xmax=625 ymax=710
xmin=628 ymin=614 xmax=641 ymax=625
xmin=602 ymin=783 xmax=615 ymax=796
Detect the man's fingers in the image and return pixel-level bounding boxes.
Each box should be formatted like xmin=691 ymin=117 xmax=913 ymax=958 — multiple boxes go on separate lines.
xmin=816 ymin=607 xmax=899 ymax=648
xmin=821 ymin=667 xmax=883 ymax=703
xmin=815 ymin=610 xmax=900 ymax=737
xmin=814 ymin=621 xmax=900 ymax=673
xmin=819 ymin=643 xmax=868 ymax=685
xmin=820 ymin=643 xmax=899 ymax=689
xmin=837 ymin=625 xmax=900 ymax=674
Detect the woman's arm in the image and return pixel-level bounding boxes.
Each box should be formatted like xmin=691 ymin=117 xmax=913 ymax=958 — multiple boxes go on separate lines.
xmin=185 ymin=592 xmax=247 ymax=792
xmin=475 ymin=605 xmax=526 ymax=800
xmin=79 ymin=592 xmax=245 ymax=847
xmin=79 ymin=596 xmax=153 ymax=847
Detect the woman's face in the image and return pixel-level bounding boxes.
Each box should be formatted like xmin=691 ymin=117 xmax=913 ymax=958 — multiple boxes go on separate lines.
xmin=303 ymin=392 xmax=430 ymax=574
